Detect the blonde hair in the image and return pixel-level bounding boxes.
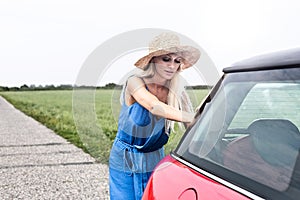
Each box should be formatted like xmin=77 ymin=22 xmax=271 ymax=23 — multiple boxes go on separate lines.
xmin=139 ymin=61 xmax=194 ymax=133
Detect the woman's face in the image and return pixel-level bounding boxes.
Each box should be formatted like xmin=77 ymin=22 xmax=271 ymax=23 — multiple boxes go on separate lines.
xmin=153 ymin=53 xmax=183 ymax=80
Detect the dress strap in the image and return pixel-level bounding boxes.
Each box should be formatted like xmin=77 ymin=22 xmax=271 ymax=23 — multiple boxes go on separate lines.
xmin=139 ymin=77 xmax=149 ymax=90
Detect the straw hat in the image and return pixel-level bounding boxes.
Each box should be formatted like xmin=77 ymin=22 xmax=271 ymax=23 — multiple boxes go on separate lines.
xmin=134 ymin=32 xmax=201 ymax=70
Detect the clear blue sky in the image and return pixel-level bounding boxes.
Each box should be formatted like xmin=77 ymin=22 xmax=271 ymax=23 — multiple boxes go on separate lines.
xmin=1 ymin=0 xmax=300 ymax=87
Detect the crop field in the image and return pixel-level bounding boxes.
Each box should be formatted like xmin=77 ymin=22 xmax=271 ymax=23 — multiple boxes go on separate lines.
xmin=0 ymin=89 xmax=209 ymax=163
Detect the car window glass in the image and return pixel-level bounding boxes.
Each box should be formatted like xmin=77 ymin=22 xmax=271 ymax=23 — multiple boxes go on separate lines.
xmin=229 ymin=83 xmax=300 ymax=129
xmin=176 ymin=69 xmax=300 ymax=195
xmin=224 ymin=82 xmax=300 ymax=191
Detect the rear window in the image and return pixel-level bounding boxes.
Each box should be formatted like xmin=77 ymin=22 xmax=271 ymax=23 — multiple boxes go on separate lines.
xmin=229 ymin=83 xmax=300 ymax=129
xmin=175 ymin=68 xmax=300 ymax=199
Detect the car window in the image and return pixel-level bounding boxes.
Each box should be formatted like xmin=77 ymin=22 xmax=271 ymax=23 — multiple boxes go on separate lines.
xmin=224 ymin=82 xmax=300 ymax=191
xmin=229 ymin=83 xmax=300 ymax=129
xmin=176 ymin=68 xmax=300 ymax=197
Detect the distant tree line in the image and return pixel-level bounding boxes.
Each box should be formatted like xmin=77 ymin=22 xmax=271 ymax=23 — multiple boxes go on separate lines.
xmin=185 ymin=85 xmax=213 ymax=90
xmin=0 ymin=83 xmax=123 ymax=91
xmin=0 ymin=83 xmax=211 ymax=92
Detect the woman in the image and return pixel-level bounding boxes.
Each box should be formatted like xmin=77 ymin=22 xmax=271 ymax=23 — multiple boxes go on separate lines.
xmin=109 ymin=32 xmax=201 ymax=200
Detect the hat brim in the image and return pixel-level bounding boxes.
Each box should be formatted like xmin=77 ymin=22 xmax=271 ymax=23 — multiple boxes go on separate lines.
xmin=134 ymin=46 xmax=201 ymax=70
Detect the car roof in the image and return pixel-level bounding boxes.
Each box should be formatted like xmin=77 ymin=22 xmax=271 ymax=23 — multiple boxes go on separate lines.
xmin=223 ymin=47 xmax=300 ymax=73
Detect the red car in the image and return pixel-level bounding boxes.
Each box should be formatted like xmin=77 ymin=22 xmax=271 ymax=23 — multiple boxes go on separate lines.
xmin=143 ymin=48 xmax=300 ymax=200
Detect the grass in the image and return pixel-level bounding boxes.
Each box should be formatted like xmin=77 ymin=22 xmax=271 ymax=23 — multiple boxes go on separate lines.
xmin=0 ymin=88 xmax=209 ymax=164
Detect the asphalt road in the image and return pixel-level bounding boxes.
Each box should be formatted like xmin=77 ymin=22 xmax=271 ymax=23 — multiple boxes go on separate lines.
xmin=0 ymin=96 xmax=109 ymax=199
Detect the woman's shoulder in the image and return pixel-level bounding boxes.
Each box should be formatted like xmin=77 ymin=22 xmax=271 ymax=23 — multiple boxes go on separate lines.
xmin=126 ymin=75 xmax=146 ymax=91
xmin=127 ymin=75 xmax=144 ymax=84
xmin=124 ymin=75 xmax=146 ymax=106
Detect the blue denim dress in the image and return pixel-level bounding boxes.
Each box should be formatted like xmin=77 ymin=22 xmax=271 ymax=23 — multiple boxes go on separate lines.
xmin=109 ymin=96 xmax=169 ymax=200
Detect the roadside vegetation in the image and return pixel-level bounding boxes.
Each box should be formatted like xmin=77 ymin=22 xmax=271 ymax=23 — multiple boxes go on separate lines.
xmin=0 ymin=87 xmax=209 ymax=164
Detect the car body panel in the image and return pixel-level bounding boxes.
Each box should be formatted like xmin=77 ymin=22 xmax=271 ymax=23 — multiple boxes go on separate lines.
xmin=143 ymin=155 xmax=253 ymax=200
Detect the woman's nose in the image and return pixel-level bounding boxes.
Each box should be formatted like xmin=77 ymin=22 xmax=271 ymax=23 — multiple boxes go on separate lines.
xmin=168 ymin=60 xmax=178 ymax=68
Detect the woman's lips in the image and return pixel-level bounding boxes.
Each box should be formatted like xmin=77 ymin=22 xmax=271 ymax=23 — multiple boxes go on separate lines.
xmin=165 ymin=70 xmax=174 ymax=75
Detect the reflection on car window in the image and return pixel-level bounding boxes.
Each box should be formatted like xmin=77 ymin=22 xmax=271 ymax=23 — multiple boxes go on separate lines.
xmin=176 ymin=68 xmax=300 ymax=193
xmin=230 ymin=83 xmax=300 ymax=129
xmin=224 ymin=83 xmax=300 ymax=191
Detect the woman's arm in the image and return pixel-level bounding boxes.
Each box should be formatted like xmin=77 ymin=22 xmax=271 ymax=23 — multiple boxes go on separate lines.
xmin=126 ymin=76 xmax=194 ymax=123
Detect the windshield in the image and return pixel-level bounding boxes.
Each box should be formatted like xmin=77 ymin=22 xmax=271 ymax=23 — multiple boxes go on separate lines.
xmin=175 ymin=67 xmax=300 ymax=196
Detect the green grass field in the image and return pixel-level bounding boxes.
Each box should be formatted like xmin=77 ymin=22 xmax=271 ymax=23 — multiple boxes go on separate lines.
xmin=0 ymin=89 xmax=209 ymax=163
